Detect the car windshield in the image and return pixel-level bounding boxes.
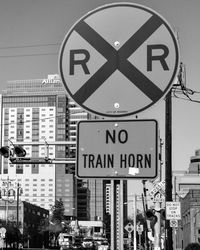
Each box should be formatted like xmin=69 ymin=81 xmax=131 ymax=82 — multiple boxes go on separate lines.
xmin=84 ymin=238 xmax=93 ymax=242
xmin=101 ymin=241 xmax=108 ymax=245
xmin=74 ymin=239 xmax=81 ymax=244
xmin=63 ymin=236 xmax=73 ymax=241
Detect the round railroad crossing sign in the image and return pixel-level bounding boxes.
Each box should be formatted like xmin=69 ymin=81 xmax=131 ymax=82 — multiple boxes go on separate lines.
xmin=59 ymin=3 xmax=179 ymax=117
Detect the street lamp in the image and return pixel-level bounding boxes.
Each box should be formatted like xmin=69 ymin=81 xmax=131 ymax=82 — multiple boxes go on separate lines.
xmin=0 ymin=178 xmax=23 ymax=224
xmin=16 ymin=183 xmax=23 ymax=227
xmin=0 ymin=177 xmax=16 ymax=223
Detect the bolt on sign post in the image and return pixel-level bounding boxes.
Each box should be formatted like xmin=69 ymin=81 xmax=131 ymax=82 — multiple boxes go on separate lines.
xmin=76 ymin=119 xmax=158 ymax=179
xmin=59 ymin=3 xmax=179 ymax=118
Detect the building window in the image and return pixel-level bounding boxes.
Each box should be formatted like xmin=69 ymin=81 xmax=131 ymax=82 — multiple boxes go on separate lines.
xmin=16 ymin=165 xmax=23 ymax=174
xmin=32 ymin=164 xmax=39 ymax=174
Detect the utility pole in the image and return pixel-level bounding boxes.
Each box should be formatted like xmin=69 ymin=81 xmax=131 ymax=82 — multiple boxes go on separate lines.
xmin=165 ymin=89 xmax=173 ymax=250
xmin=142 ymin=180 xmax=149 ymax=250
xmin=133 ymin=194 xmax=137 ymax=250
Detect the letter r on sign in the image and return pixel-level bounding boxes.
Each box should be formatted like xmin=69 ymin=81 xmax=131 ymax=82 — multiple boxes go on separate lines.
xmin=70 ymin=49 xmax=90 ymax=75
xmin=147 ymin=44 xmax=169 ymax=71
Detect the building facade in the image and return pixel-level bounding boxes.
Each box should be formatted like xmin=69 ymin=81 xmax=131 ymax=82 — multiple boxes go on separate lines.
xmin=175 ymin=190 xmax=200 ymax=249
xmin=0 ymin=75 xmax=77 ymax=216
xmin=0 ymin=200 xmax=49 ymax=248
xmin=0 ymin=75 xmax=107 ymax=221
xmin=173 ymin=149 xmax=200 ymax=199
xmin=173 ymin=149 xmax=200 ymax=249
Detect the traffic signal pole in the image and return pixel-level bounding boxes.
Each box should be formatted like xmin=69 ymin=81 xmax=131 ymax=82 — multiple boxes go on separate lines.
xmin=165 ymin=89 xmax=173 ymax=249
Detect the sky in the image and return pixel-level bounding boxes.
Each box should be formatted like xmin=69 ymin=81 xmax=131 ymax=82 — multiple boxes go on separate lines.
xmin=0 ymin=0 xmax=200 ymax=206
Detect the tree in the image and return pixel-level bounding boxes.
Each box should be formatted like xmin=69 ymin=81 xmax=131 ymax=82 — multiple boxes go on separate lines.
xmin=50 ymin=199 xmax=65 ymax=225
xmin=5 ymin=221 xmax=22 ymax=248
xmin=49 ymin=199 xmax=65 ymax=247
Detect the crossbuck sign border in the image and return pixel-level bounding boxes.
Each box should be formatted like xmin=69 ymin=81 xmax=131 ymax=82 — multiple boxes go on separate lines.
xmin=59 ymin=3 xmax=179 ymax=117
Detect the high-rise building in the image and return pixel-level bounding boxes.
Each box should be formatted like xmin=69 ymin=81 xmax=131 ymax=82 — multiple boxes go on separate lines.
xmin=0 ymin=75 xmax=77 ymax=216
xmin=0 ymin=74 xmax=108 ymax=221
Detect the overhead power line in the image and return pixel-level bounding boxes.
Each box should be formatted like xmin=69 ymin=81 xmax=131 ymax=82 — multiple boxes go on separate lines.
xmin=0 ymin=42 xmax=61 ymax=58
xmin=0 ymin=52 xmax=58 ymax=58
xmin=0 ymin=42 xmax=61 ymax=50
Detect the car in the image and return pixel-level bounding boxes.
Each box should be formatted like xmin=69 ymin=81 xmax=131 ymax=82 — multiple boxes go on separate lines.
xmin=93 ymin=238 xmax=108 ymax=250
xmin=97 ymin=241 xmax=110 ymax=250
xmin=58 ymin=233 xmax=75 ymax=250
xmin=72 ymin=238 xmax=83 ymax=250
xmin=82 ymin=237 xmax=94 ymax=249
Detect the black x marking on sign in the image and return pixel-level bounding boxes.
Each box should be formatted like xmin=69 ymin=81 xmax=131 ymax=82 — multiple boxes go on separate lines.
xmin=73 ymin=14 xmax=164 ymax=104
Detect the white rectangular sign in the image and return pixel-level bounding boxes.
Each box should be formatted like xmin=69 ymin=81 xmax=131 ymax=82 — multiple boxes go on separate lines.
xmin=166 ymin=202 xmax=181 ymax=220
xmin=149 ymin=180 xmax=165 ymax=197
xmin=76 ymin=119 xmax=158 ymax=179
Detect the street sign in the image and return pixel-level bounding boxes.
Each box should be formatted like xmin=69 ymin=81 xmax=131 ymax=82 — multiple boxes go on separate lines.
xmin=59 ymin=3 xmax=179 ymax=117
xmin=76 ymin=119 xmax=158 ymax=179
xmin=166 ymin=202 xmax=181 ymax=220
xmin=170 ymin=219 xmax=178 ymax=228
xmin=137 ymin=224 xmax=144 ymax=234
xmin=148 ymin=180 xmax=165 ymax=197
xmin=125 ymin=223 xmax=134 ymax=233
xmin=152 ymin=193 xmax=165 ymax=203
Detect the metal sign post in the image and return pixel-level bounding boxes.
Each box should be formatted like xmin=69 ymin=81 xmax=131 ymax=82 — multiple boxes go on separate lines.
xmin=58 ymin=4 xmax=180 ymax=250
xmin=125 ymin=222 xmax=134 ymax=250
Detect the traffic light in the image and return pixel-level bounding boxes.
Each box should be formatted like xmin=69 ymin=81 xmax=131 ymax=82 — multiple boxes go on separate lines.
xmin=0 ymin=146 xmax=10 ymax=158
xmin=0 ymin=145 xmax=26 ymax=159
xmin=13 ymin=145 xmax=26 ymax=157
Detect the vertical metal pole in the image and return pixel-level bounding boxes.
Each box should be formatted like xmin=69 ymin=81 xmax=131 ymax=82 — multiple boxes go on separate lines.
xmin=120 ymin=180 xmax=124 ymax=250
xmin=5 ymin=201 xmax=8 ymax=223
xmin=165 ymin=89 xmax=173 ymax=250
xmin=95 ymin=179 xmax=97 ymax=220
xmin=110 ymin=180 xmax=115 ymax=250
xmin=133 ymin=194 xmax=137 ymax=250
xmin=17 ymin=183 xmax=19 ymax=250
xmin=17 ymin=183 xmax=19 ymax=226
xmin=142 ymin=180 xmax=148 ymax=211
xmin=142 ymin=194 xmax=148 ymax=250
